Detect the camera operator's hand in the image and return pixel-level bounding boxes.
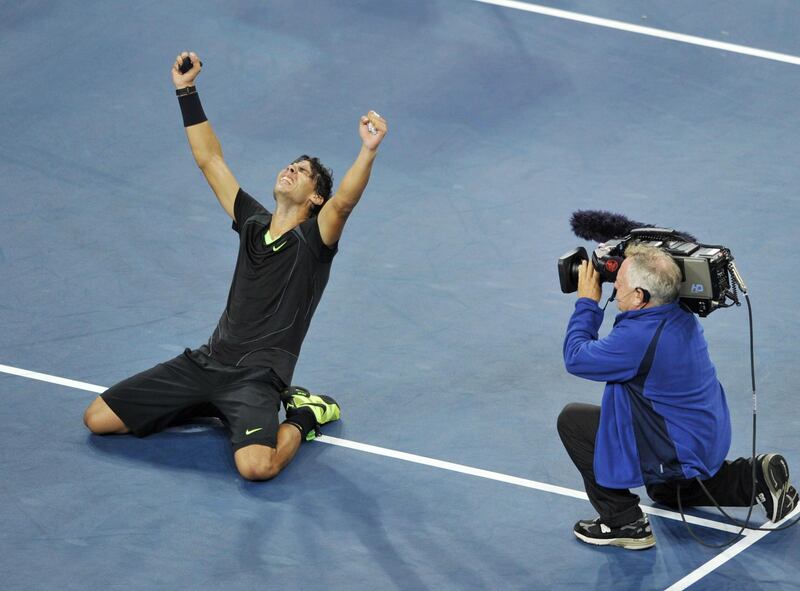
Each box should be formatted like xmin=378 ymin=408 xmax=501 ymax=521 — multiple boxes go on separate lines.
xmin=577 ymin=260 xmax=602 ymax=302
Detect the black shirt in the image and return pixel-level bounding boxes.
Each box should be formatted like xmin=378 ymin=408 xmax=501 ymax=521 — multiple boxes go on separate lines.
xmin=203 ymin=188 xmax=337 ymax=385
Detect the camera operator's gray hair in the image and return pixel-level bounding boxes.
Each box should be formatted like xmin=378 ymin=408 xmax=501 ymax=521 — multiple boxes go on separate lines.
xmin=624 ymin=242 xmax=682 ymax=305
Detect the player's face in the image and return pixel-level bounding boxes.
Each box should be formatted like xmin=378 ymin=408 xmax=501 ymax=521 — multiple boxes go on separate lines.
xmin=274 ymin=160 xmax=317 ymax=204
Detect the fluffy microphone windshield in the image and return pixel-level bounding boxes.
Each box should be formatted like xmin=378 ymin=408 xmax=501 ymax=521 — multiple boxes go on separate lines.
xmin=570 ymin=210 xmax=697 ymax=243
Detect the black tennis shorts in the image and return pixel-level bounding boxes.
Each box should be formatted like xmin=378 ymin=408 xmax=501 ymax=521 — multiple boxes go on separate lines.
xmin=101 ymin=348 xmax=286 ymax=450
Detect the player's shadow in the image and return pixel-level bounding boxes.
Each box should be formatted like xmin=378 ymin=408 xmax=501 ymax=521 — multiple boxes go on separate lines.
xmin=237 ymin=447 xmax=436 ymax=588
xmin=85 ymin=418 xmax=346 ymax=481
xmin=237 ymin=424 xmax=525 ymax=588
xmin=86 ymin=419 xmax=236 ymax=479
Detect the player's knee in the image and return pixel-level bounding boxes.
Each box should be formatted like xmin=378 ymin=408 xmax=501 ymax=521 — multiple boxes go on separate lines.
xmin=83 ymin=410 xmax=109 ymax=434
xmin=83 ymin=404 xmax=103 ymax=433
xmin=83 ymin=397 xmax=126 ymax=434
xmin=235 ymin=449 xmax=280 ymax=481
xmin=237 ymin=458 xmax=279 ymax=481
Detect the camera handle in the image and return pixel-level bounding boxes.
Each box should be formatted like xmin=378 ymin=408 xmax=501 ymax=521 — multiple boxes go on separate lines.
xmin=715 ymin=256 xmax=747 ymax=311
xmin=729 ymin=260 xmax=748 ymax=294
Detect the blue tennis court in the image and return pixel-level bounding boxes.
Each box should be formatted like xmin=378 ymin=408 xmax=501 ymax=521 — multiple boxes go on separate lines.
xmin=1 ymin=1 xmax=798 ymax=589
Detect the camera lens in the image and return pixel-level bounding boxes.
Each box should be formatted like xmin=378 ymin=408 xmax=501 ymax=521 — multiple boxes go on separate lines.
xmin=557 ymin=247 xmax=588 ymax=293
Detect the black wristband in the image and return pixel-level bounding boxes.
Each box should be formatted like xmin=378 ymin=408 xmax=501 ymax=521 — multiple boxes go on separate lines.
xmin=177 ymin=90 xmax=207 ymax=127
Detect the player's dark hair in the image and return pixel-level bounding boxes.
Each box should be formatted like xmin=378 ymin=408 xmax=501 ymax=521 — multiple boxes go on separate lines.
xmin=293 ymin=155 xmax=333 ymax=216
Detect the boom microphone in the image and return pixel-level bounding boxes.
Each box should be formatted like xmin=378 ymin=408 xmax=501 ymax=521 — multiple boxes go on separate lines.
xmin=570 ymin=210 xmax=697 ymax=243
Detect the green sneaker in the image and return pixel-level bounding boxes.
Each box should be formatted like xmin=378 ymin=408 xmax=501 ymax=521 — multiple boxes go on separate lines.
xmin=283 ymin=386 xmax=341 ymax=441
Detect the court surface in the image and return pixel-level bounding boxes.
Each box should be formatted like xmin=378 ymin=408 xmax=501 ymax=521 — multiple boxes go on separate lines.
xmin=1 ymin=1 xmax=798 ymax=589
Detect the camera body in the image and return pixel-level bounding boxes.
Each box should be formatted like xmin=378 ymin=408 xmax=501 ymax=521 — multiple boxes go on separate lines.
xmin=558 ymin=228 xmax=737 ymax=317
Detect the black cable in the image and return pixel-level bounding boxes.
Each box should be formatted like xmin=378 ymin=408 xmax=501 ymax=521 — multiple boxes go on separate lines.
xmin=677 ymin=481 xmax=750 ymax=549
xmin=696 ymin=474 xmax=799 ymax=532
xmin=676 ymin=294 xmax=799 ymax=546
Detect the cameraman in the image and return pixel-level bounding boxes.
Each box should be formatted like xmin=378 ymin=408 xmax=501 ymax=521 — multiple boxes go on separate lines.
xmin=557 ymin=243 xmax=797 ymax=549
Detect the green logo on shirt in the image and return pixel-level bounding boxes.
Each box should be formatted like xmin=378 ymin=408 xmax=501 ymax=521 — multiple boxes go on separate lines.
xmin=272 ymin=241 xmax=288 ymax=252
xmin=245 ymin=427 xmax=264 ymax=436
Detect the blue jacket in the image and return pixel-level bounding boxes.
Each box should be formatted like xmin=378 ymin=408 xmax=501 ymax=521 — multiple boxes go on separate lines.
xmin=563 ymin=298 xmax=731 ymax=488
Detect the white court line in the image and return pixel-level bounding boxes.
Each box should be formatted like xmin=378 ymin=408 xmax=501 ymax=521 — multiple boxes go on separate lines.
xmin=665 ymin=505 xmax=800 ymax=591
xmin=318 ymin=435 xmax=745 ymax=534
xmin=471 ymin=0 xmax=800 ymax=66
xmin=4 ymin=7 xmax=793 ymax=589
xmin=6 ymin=361 xmax=791 ymax=590
xmin=0 ymin=363 xmax=106 ymax=394
xmin=464 ymin=2 xmax=800 ymax=586
xmin=0 ymin=362 xmax=744 ymax=534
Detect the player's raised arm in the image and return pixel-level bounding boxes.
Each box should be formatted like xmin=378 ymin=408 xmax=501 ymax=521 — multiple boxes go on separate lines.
xmin=317 ymin=111 xmax=387 ymax=246
xmin=172 ymin=51 xmax=239 ymax=220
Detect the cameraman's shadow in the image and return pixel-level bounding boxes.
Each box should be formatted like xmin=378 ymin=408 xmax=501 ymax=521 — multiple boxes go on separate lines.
xmin=590 ymin=548 xmax=657 ymax=590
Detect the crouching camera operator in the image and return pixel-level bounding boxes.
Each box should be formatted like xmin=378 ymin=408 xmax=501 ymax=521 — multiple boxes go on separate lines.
xmin=557 ymin=242 xmax=797 ymax=550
